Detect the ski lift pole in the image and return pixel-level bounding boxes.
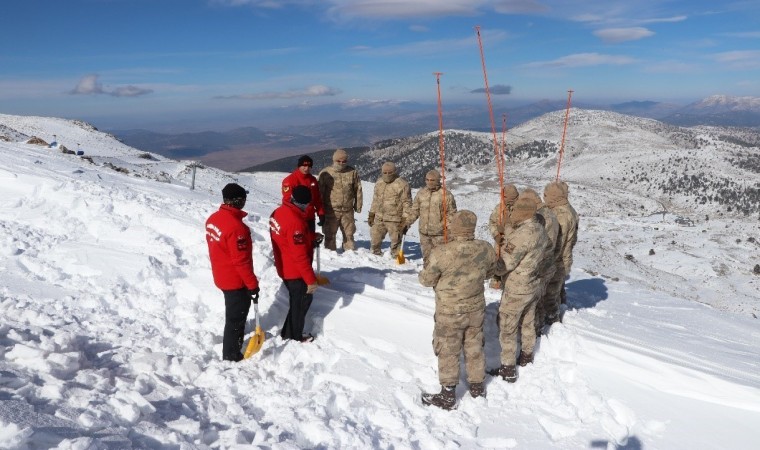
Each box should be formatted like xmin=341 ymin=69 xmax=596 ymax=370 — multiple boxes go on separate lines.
xmin=555 ymin=89 xmax=574 ymax=181
xmin=434 ymin=72 xmax=448 ymax=243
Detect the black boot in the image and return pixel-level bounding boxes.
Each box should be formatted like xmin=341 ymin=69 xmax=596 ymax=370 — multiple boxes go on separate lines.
xmin=469 ymin=382 xmax=485 ymax=398
xmin=518 ymin=352 xmax=533 ymax=367
xmin=487 ymin=364 xmax=517 ymax=383
xmin=421 ymin=385 xmax=456 ymax=410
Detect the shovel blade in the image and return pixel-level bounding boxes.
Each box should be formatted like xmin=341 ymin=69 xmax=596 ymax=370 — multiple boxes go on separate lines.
xmin=396 ymin=250 xmax=406 ymax=265
xmin=316 ymin=274 xmax=330 ymax=286
xmin=243 ymin=326 xmax=265 ymax=359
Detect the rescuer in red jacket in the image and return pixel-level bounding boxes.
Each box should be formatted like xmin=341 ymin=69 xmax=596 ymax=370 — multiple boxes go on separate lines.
xmin=281 ymin=155 xmax=325 ymax=233
xmin=206 ymin=183 xmax=260 ymax=361
xmin=270 ymin=185 xmax=323 ymax=342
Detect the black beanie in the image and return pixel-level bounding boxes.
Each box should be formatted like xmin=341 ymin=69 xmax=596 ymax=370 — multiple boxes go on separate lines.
xmin=297 ymin=155 xmax=313 ymax=167
xmin=291 ymin=185 xmax=312 ymax=205
xmin=222 ymin=183 xmax=248 ymax=200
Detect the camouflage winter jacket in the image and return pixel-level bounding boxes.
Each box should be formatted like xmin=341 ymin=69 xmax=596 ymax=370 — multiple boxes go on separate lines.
xmin=498 ymin=216 xmax=549 ymax=295
xmin=369 ymin=176 xmax=412 ymax=223
xmin=407 ymin=187 xmax=457 ymax=236
xmin=318 ymin=164 xmax=363 ymax=214
xmin=419 ymin=236 xmax=498 ymax=314
xmin=536 ymin=204 xmax=560 ymax=278
xmin=550 ymin=202 xmax=579 ymax=277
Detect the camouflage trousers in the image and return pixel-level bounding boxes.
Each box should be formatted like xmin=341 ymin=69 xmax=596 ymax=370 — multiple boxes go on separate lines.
xmin=419 ymin=233 xmax=445 ymax=267
xmin=433 ymin=309 xmax=486 ymax=386
xmin=534 ymin=265 xmax=557 ymax=330
xmin=498 ymin=286 xmax=543 ymax=365
xmin=323 ymin=210 xmax=357 ymax=251
xmin=542 ymin=266 xmax=565 ymax=323
xmin=370 ymin=220 xmax=403 ymax=256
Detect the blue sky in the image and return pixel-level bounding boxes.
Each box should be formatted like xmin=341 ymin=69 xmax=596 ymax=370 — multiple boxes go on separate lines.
xmin=1 ymin=0 xmax=759 ymax=131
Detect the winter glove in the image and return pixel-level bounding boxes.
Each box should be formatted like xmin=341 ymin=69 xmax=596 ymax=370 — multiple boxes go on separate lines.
xmin=306 ymin=283 xmax=318 ymax=294
xmin=313 ymin=233 xmax=324 ymax=247
xmin=401 ymin=224 xmax=409 ymax=235
xmin=368 ymin=212 xmax=375 ymax=227
xmin=248 ymin=287 xmax=260 ymax=304
xmin=317 ymin=214 xmax=325 ymax=226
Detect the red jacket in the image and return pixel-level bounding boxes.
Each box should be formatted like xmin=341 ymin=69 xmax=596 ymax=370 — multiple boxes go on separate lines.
xmin=206 ymin=204 xmax=259 ymax=291
xmin=269 ymin=202 xmax=317 ymax=285
xmin=281 ymin=169 xmax=324 ymax=220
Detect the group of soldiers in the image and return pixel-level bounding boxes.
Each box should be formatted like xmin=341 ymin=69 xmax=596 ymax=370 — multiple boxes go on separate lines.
xmin=206 ymin=148 xmax=580 ymax=412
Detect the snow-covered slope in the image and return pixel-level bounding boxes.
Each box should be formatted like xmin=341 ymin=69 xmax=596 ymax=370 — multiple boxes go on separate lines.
xmin=1 ymin=114 xmax=759 ymax=448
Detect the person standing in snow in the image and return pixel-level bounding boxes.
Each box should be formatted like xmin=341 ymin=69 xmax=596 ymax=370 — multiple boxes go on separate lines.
xmin=487 ymin=184 xmax=519 ymax=289
xmin=405 ymin=170 xmax=457 ymax=267
xmin=317 ymin=149 xmax=363 ymax=252
xmin=519 ymin=188 xmax=560 ymax=335
xmin=205 ymin=183 xmax=260 ymax=362
xmin=419 ymin=210 xmax=498 ymax=410
xmin=543 ymin=181 xmax=579 ymax=324
xmin=488 ymin=195 xmax=548 ymax=382
xmin=282 ymin=155 xmax=324 ymax=233
xmin=270 ymin=185 xmax=322 ymax=343
xmin=368 ymin=161 xmax=412 ymax=257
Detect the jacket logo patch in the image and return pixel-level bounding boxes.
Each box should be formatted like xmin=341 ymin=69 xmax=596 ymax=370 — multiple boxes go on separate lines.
xmin=282 ymin=185 xmax=290 ymax=193
xmin=506 ymin=242 xmax=516 ymax=254
xmin=269 ymin=217 xmax=281 ymax=235
xmin=237 ymin=235 xmax=248 ymax=250
xmin=293 ymin=230 xmax=305 ymax=245
xmin=206 ymin=224 xmax=222 ymax=242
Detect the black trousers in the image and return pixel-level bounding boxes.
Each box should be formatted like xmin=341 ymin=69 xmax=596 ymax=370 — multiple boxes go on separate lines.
xmin=222 ymin=288 xmax=251 ymax=361
xmin=281 ymin=279 xmax=313 ymax=340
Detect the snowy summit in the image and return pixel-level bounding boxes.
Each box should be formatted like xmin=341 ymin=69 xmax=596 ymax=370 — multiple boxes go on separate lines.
xmin=1 ymin=113 xmax=759 ymax=449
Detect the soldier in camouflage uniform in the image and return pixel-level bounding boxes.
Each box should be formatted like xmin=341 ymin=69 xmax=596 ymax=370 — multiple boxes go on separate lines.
xmin=519 ymin=188 xmax=560 ymax=335
xmin=318 ymin=149 xmax=363 ymax=251
xmin=488 ymin=196 xmax=549 ymax=382
xmin=406 ymin=170 xmax=457 ymax=267
xmin=543 ymin=181 xmax=579 ymax=324
xmin=487 ymin=184 xmax=519 ymax=289
xmin=418 ymin=210 xmax=498 ymax=410
xmin=368 ymin=162 xmax=412 ymax=257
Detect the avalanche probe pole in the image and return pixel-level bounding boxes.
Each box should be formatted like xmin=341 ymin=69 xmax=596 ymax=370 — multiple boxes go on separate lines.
xmin=434 ymin=72 xmax=448 ymax=243
xmin=555 ymin=89 xmax=574 ymax=181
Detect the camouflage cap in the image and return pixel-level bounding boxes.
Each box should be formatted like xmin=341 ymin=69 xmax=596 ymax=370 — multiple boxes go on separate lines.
xmin=425 ymin=169 xmax=441 ymax=181
xmin=544 ymin=182 xmax=567 ymax=207
xmin=520 ymin=188 xmax=542 ymax=208
xmin=333 ymin=148 xmax=348 ymax=162
xmin=509 ymin=197 xmax=536 ymax=225
xmin=449 ymin=209 xmax=477 ymax=237
xmin=502 ymin=183 xmax=519 ymax=205
xmin=382 ymin=161 xmax=397 ymax=173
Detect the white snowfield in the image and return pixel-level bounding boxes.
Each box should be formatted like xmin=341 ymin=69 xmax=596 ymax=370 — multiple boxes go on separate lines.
xmin=1 ymin=114 xmax=759 ymax=449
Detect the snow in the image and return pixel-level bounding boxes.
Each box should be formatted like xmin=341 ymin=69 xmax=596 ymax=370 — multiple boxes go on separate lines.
xmin=1 ymin=113 xmax=760 ymax=449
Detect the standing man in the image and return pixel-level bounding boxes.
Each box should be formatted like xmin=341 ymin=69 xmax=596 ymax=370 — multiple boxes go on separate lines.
xmin=270 ymin=185 xmax=321 ymax=343
xmin=487 ymin=183 xmax=519 ymax=289
xmin=318 ymin=148 xmax=363 ymax=252
xmin=543 ymin=181 xmax=579 ymax=324
xmin=205 ymin=183 xmax=260 ymax=362
xmin=405 ymin=170 xmax=457 ymax=267
xmin=488 ymin=196 xmax=548 ymax=382
xmin=519 ymin=188 xmax=559 ymax=335
xmin=282 ymin=155 xmax=324 ymax=233
xmin=419 ymin=210 xmax=498 ymax=410
xmin=368 ymin=161 xmax=412 ymax=257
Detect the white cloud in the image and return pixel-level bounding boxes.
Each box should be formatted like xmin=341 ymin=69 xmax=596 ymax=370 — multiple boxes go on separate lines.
xmin=216 ymin=84 xmax=342 ymax=100
xmin=594 ymin=27 xmax=655 ymax=44
xmin=712 ymin=50 xmax=760 ymax=69
xmin=69 ymin=74 xmax=153 ymax=97
xmin=523 ymin=52 xmax=636 ymax=68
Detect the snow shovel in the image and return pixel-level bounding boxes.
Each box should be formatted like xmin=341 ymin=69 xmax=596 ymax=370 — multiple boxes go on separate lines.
xmin=396 ymin=233 xmax=406 ymax=264
xmin=243 ymin=301 xmax=265 ymax=359
xmin=315 ymin=245 xmax=330 ymax=285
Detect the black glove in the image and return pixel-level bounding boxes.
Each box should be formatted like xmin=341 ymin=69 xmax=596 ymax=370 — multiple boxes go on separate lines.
xmin=248 ymin=287 xmax=260 ymax=304
xmin=401 ymin=225 xmax=409 ymax=235
xmin=313 ymin=233 xmax=324 ymax=247
xmin=317 ymin=214 xmax=325 ymax=226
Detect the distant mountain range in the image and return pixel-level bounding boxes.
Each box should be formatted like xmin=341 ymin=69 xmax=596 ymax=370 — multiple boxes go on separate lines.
xmin=109 ymin=95 xmax=760 ymax=171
